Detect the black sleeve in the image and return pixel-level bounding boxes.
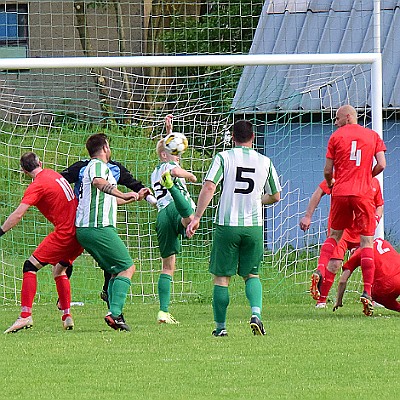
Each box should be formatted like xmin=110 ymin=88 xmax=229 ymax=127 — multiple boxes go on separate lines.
xmin=111 ymin=160 xmax=145 ymax=191
xmin=60 ymin=160 xmax=89 ymax=184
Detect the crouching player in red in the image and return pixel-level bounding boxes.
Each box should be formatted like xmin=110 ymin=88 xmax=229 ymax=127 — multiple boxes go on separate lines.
xmin=302 ymin=176 xmax=383 ymax=308
xmin=333 ymin=238 xmax=400 ymax=315
xmin=2 ymin=152 xmax=83 ymax=333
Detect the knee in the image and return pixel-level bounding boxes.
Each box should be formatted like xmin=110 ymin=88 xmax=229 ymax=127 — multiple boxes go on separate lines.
xmin=23 ymin=260 xmax=39 ymax=274
xmin=327 ymin=260 xmax=342 ymax=274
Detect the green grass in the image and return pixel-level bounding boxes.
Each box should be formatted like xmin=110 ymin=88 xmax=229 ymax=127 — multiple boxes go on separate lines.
xmin=1 ymin=302 xmax=399 ymax=400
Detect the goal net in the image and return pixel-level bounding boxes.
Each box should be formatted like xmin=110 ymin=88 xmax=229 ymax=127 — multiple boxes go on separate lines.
xmin=0 ymin=1 xmax=390 ymax=306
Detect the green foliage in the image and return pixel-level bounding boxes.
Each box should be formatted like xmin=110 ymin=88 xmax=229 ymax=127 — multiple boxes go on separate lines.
xmin=159 ymin=1 xmax=264 ymax=151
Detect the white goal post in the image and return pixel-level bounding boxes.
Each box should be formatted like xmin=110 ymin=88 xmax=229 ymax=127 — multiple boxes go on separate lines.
xmin=0 ymin=52 xmax=384 ymax=304
xmin=0 ymin=52 xmax=385 ymax=238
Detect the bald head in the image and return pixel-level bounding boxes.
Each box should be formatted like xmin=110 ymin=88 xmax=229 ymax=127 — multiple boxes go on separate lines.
xmin=335 ymin=105 xmax=358 ymax=127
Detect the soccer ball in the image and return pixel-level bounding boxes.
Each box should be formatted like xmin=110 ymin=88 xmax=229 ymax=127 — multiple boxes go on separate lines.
xmin=163 ymin=132 xmax=188 ymax=155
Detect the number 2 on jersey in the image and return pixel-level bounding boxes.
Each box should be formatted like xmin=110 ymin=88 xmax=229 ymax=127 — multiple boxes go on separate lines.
xmin=350 ymin=140 xmax=361 ymax=166
xmin=375 ymin=238 xmax=390 ymax=255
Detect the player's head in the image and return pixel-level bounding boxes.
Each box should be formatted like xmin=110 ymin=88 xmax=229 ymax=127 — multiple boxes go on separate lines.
xmin=335 ymin=105 xmax=358 ymax=127
xmin=156 ymin=138 xmax=179 ymax=162
xmin=86 ymin=133 xmax=111 ymax=161
xmin=20 ymin=152 xmax=41 ymax=173
xmin=232 ymin=120 xmax=254 ymax=144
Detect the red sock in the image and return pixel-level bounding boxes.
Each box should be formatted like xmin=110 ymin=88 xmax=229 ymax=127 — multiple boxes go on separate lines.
xmin=55 ymin=275 xmax=71 ymax=318
xmin=361 ymin=247 xmax=374 ymax=296
xmin=317 ymin=238 xmax=337 ymax=274
xmin=319 ymin=269 xmax=336 ymax=302
xmin=20 ymin=272 xmax=37 ymax=318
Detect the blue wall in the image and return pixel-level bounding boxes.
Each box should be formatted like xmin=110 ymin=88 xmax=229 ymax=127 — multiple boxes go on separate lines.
xmin=257 ymin=119 xmax=400 ymax=247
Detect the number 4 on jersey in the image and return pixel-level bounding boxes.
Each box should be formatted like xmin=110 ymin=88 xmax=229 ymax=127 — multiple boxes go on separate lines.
xmin=350 ymin=140 xmax=361 ymax=166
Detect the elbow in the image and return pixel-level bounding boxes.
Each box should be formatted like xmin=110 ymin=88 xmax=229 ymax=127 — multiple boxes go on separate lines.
xmin=273 ymin=192 xmax=281 ymax=203
xmin=262 ymin=191 xmax=280 ymax=205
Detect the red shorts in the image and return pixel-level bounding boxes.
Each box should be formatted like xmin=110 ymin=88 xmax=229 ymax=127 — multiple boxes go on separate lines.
xmin=33 ymin=231 xmax=84 ymax=266
xmin=331 ymin=238 xmax=359 ymax=260
xmin=330 ymin=195 xmax=375 ymax=236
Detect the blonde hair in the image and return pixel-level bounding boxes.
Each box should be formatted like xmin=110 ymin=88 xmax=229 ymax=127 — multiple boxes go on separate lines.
xmin=156 ymin=138 xmax=166 ymax=159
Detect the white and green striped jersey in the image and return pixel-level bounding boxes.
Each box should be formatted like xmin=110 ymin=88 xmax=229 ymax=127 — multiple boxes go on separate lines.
xmin=151 ymin=161 xmax=195 ymax=212
xmin=75 ymin=158 xmax=118 ymax=228
xmin=205 ymin=146 xmax=281 ymax=227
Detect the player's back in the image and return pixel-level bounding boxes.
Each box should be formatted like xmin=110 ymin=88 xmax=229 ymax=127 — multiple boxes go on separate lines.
xmin=208 ymin=147 xmax=278 ymax=227
xmin=24 ymin=169 xmax=77 ymax=232
xmin=373 ymin=239 xmax=400 ymax=283
xmin=327 ymin=124 xmax=382 ymax=197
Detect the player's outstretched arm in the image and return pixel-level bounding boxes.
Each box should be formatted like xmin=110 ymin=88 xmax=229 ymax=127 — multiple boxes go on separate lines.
xmin=186 ymin=180 xmax=216 ymax=238
xmin=60 ymin=160 xmax=87 ymax=183
xmin=0 ymin=203 xmax=30 ymax=235
xmin=93 ymin=177 xmax=139 ymax=202
xmin=299 ymin=186 xmax=326 ymax=231
xmin=165 ymin=114 xmax=173 ymax=135
xmin=333 ymin=269 xmax=352 ymax=311
xmin=171 ymin=166 xmax=197 ymax=183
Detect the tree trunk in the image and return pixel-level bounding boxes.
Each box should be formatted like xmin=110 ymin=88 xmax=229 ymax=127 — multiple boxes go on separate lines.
xmin=111 ymin=0 xmax=133 ymax=124
xmin=74 ymin=1 xmax=115 ymax=124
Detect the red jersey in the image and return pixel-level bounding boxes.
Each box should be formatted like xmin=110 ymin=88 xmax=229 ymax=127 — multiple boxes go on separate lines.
xmin=320 ymin=177 xmax=384 ymax=243
xmin=343 ymin=238 xmax=400 ymax=283
xmin=22 ymin=169 xmax=77 ymax=235
xmin=326 ymin=124 xmax=386 ymax=197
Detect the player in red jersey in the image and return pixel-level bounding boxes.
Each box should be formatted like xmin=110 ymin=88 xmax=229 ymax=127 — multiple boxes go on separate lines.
xmin=300 ymin=177 xmax=383 ymax=308
xmin=1 ymin=152 xmax=83 ymax=333
xmin=311 ymin=105 xmax=386 ymax=316
xmin=333 ymin=238 xmax=400 ymax=314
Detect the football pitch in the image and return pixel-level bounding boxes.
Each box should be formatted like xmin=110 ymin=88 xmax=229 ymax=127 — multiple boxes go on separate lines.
xmin=1 ymin=301 xmax=399 ymax=400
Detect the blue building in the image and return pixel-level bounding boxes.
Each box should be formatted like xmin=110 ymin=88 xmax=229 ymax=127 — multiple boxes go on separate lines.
xmin=232 ymin=0 xmax=400 ymax=246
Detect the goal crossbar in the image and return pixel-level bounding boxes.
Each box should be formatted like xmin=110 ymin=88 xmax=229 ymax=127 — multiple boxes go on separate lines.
xmin=0 ymin=53 xmax=381 ymax=69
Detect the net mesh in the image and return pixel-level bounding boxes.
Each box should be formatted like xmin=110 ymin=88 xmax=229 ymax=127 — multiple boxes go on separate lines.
xmin=0 ymin=1 xmax=394 ymax=307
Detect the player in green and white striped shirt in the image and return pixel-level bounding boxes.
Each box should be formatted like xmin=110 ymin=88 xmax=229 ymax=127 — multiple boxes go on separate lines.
xmin=187 ymin=120 xmax=281 ymax=336
xmin=151 ymin=114 xmax=197 ymax=324
xmin=75 ymin=133 xmax=139 ymax=331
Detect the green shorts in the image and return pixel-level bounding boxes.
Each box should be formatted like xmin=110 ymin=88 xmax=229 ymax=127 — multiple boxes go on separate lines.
xmin=156 ymin=203 xmax=185 ymax=259
xmin=209 ymin=225 xmax=263 ymax=277
xmin=76 ymin=226 xmax=133 ymax=275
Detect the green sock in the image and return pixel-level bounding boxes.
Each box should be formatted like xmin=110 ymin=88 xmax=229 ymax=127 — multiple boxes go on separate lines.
xmin=213 ymin=285 xmax=229 ymax=329
xmin=107 ymin=276 xmax=115 ymax=310
xmin=158 ymin=273 xmax=172 ymax=312
xmin=109 ymin=276 xmax=131 ymax=316
xmin=169 ymin=185 xmax=193 ymax=218
xmin=245 ymin=277 xmax=262 ymax=319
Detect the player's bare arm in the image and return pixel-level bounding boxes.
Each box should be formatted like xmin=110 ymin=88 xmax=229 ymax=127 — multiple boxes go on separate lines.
xmin=165 ymin=114 xmax=173 ymax=135
xmin=333 ymin=269 xmax=352 ymax=311
xmin=299 ymin=186 xmax=326 ymax=231
xmin=261 ymin=191 xmax=280 ymax=205
xmin=372 ymin=151 xmax=386 ymax=177
xmin=171 ymin=166 xmax=197 ymax=183
xmin=93 ymin=177 xmax=139 ymax=202
xmin=323 ymin=158 xmax=335 ymax=187
xmin=186 ymin=180 xmax=216 ymax=238
xmin=1 ymin=203 xmax=30 ymax=233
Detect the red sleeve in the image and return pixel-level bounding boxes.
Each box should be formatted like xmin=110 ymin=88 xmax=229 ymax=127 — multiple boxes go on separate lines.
xmin=318 ymin=180 xmax=332 ymax=195
xmin=372 ymin=178 xmax=384 ymax=207
xmin=326 ymin=134 xmax=335 ymax=160
xmin=342 ymin=247 xmax=361 ymax=273
xmin=21 ymin=181 xmax=43 ymax=206
xmin=375 ymin=134 xmax=386 ymax=154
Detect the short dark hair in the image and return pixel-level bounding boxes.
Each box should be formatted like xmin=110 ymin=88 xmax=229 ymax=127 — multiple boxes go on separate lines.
xmin=233 ymin=120 xmax=253 ymax=143
xmin=86 ymin=133 xmax=109 ymax=157
xmin=20 ymin=152 xmax=40 ymax=172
